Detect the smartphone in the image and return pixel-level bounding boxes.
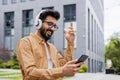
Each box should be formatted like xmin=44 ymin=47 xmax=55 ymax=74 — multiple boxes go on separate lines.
xmin=76 ymin=54 xmax=88 ymax=63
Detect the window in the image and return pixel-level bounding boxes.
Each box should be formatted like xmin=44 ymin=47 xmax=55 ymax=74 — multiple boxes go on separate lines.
xmin=94 ymin=20 xmax=97 ymax=53
xmin=64 ymin=4 xmax=76 ymax=48
xmin=88 ymin=58 xmax=90 ymax=72
xmin=88 ymin=8 xmax=90 ymax=50
xmin=2 ymin=0 xmax=8 ymax=5
xmin=4 ymin=12 xmax=14 ymax=50
xmin=11 ymin=0 xmax=16 ymax=4
xmin=92 ymin=59 xmax=94 ymax=72
xmin=91 ymin=15 xmax=93 ymax=52
xmin=30 ymin=0 xmax=35 ymax=1
xmin=22 ymin=9 xmax=33 ymax=37
xmin=64 ymin=4 xmax=76 ymax=22
xmin=20 ymin=0 xmax=25 ymax=2
xmin=42 ymin=7 xmax=54 ymax=10
xmin=95 ymin=60 xmax=97 ymax=73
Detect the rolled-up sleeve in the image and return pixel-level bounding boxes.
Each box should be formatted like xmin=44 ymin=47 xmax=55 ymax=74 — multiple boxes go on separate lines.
xmin=57 ymin=42 xmax=74 ymax=66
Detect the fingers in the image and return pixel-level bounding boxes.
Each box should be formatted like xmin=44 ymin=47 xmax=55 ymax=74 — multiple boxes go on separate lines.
xmin=70 ymin=23 xmax=73 ymax=30
xmin=64 ymin=28 xmax=74 ymax=34
xmin=64 ymin=23 xmax=75 ymax=34
xmin=66 ymin=60 xmax=84 ymax=66
xmin=64 ymin=29 xmax=67 ymax=34
xmin=74 ymin=62 xmax=84 ymax=68
xmin=63 ymin=60 xmax=85 ymax=76
xmin=68 ymin=29 xmax=75 ymax=35
xmin=66 ymin=60 xmax=77 ymax=65
xmin=68 ymin=24 xmax=74 ymax=31
xmin=67 ymin=64 xmax=81 ymax=73
xmin=73 ymin=67 xmax=80 ymax=72
xmin=68 ymin=23 xmax=75 ymax=35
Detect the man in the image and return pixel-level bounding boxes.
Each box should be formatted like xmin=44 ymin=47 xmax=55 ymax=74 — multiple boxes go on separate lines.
xmin=17 ymin=9 xmax=83 ymax=80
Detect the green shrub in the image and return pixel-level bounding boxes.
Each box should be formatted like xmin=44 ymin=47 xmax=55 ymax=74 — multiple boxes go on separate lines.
xmin=81 ymin=65 xmax=88 ymax=72
xmin=0 ymin=60 xmax=4 ymax=64
xmin=10 ymin=52 xmax=19 ymax=69
xmin=0 ymin=60 xmax=6 ymax=68
xmin=0 ymin=51 xmax=20 ymax=69
xmin=79 ymin=65 xmax=88 ymax=73
xmin=11 ymin=65 xmax=20 ymax=69
xmin=6 ymin=60 xmax=14 ymax=68
xmin=79 ymin=69 xmax=85 ymax=73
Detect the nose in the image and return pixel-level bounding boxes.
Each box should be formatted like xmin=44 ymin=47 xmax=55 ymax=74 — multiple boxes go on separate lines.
xmin=50 ymin=26 xmax=56 ymax=31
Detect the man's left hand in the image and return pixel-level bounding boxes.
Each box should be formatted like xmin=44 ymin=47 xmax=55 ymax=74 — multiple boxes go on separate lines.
xmin=64 ymin=23 xmax=75 ymax=43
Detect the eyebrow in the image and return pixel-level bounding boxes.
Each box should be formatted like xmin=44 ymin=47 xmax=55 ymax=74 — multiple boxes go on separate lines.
xmin=44 ymin=20 xmax=56 ymax=24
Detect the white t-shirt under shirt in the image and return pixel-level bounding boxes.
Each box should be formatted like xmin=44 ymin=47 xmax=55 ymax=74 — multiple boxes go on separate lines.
xmin=44 ymin=43 xmax=53 ymax=69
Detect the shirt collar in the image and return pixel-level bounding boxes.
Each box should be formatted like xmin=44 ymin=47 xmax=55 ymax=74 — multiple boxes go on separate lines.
xmin=30 ymin=29 xmax=50 ymax=45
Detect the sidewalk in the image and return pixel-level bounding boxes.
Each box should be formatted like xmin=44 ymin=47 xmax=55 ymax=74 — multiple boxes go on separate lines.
xmin=64 ymin=73 xmax=120 ymax=80
xmin=0 ymin=69 xmax=22 ymax=80
xmin=0 ymin=69 xmax=21 ymax=73
xmin=1 ymin=69 xmax=120 ymax=80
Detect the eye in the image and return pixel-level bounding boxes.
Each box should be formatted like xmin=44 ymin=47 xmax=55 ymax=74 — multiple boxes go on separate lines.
xmin=48 ymin=22 xmax=53 ymax=26
xmin=43 ymin=20 xmax=58 ymax=30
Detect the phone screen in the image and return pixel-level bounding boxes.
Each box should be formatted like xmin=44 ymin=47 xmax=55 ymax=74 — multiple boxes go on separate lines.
xmin=76 ymin=55 xmax=88 ymax=63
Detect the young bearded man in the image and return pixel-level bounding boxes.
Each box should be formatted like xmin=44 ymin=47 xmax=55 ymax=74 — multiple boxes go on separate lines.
xmin=17 ymin=9 xmax=83 ymax=80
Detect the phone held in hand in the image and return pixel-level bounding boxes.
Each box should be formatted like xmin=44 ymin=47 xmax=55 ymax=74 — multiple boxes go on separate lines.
xmin=76 ymin=54 xmax=88 ymax=63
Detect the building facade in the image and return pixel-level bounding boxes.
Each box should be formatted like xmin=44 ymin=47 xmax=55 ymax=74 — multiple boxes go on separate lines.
xmin=0 ymin=0 xmax=104 ymax=73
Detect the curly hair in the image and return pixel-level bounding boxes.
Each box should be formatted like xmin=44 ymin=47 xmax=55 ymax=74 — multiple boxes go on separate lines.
xmin=39 ymin=9 xmax=60 ymax=21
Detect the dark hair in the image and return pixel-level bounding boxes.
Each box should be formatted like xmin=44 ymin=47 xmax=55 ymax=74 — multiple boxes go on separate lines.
xmin=39 ymin=9 xmax=60 ymax=21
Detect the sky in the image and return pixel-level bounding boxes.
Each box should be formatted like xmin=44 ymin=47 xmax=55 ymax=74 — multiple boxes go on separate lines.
xmin=104 ymin=0 xmax=120 ymax=43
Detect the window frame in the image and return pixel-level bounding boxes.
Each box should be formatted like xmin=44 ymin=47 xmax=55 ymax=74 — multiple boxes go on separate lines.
xmin=2 ymin=0 xmax=8 ymax=5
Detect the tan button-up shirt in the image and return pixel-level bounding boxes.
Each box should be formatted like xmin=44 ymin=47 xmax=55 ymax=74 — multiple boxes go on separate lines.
xmin=17 ymin=30 xmax=74 ymax=80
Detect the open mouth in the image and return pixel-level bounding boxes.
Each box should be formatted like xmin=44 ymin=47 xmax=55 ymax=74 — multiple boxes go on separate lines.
xmin=46 ymin=30 xmax=53 ymax=36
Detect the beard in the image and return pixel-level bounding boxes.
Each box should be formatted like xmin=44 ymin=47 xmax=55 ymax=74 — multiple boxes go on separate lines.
xmin=40 ymin=26 xmax=53 ymax=42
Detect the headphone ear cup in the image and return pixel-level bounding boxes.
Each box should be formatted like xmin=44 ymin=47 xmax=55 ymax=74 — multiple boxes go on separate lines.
xmin=35 ymin=9 xmax=46 ymax=29
xmin=38 ymin=19 xmax=42 ymax=27
xmin=37 ymin=19 xmax=42 ymax=29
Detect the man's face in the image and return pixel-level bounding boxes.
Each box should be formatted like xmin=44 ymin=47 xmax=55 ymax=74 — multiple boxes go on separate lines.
xmin=40 ymin=16 xmax=57 ymax=41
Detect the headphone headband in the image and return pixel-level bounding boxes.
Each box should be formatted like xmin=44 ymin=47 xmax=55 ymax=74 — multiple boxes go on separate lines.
xmin=35 ymin=10 xmax=47 ymax=27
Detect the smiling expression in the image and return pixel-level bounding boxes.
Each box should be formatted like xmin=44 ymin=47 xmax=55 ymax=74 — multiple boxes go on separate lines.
xmin=40 ymin=16 xmax=57 ymax=41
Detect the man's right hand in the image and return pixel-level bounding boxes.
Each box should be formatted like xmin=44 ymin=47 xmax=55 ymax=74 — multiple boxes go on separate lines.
xmin=62 ymin=60 xmax=83 ymax=76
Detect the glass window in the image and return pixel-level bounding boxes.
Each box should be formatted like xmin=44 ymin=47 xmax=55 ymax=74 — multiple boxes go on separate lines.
xmin=30 ymin=0 xmax=35 ymax=1
xmin=91 ymin=15 xmax=93 ymax=52
xmin=88 ymin=58 xmax=90 ymax=72
xmin=64 ymin=4 xmax=76 ymax=48
xmin=4 ymin=12 xmax=14 ymax=36
xmin=42 ymin=7 xmax=54 ymax=10
xmin=22 ymin=9 xmax=33 ymax=37
xmin=5 ymin=36 xmax=11 ymax=50
xmin=4 ymin=36 xmax=14 ymax=50
xmin=92 ymin=59 xmax=94 ymax=72
xmin=94 ymin=20 xmax=97 ymax=53
xmin=20 ymin=0 xmax=25 ymax=2
xmin=64 ymin=4 xmax=76 ymax=22
xmin=4 ymin=12 xmax=14 ymax=50
xmin=88 ymin=8 xmax=90 ymax=50
xmin=2 ymin=0 xmax=8 ymax=5
xmin=11 ymin=0 xmax=16 ymax=4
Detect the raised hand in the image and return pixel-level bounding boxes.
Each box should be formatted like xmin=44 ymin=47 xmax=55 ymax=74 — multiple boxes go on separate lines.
xmin=64 ymin=23 xmax=75 ymax=43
